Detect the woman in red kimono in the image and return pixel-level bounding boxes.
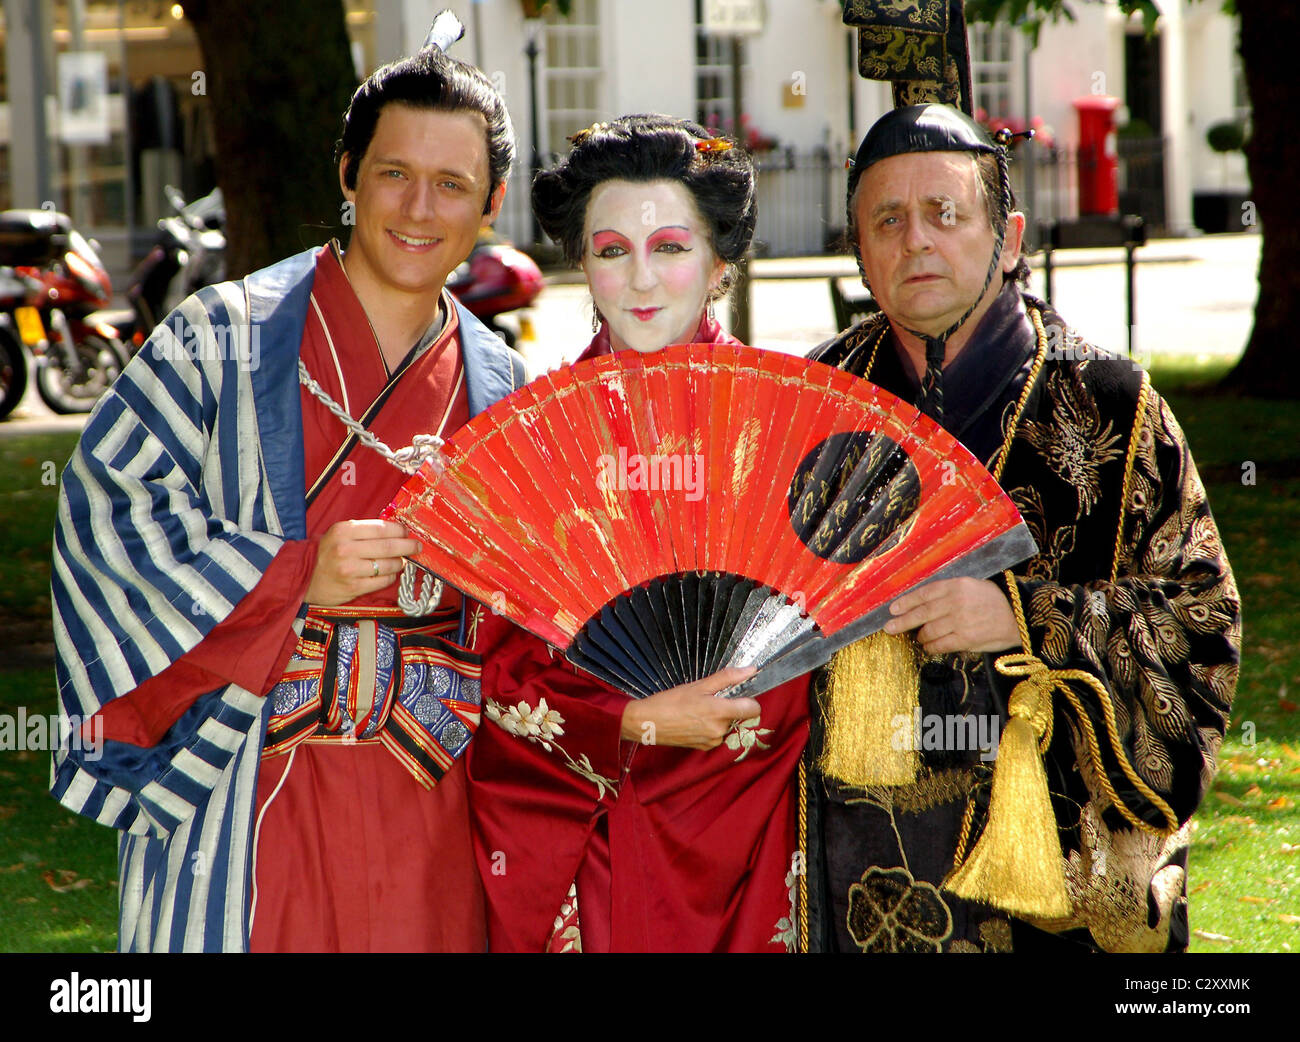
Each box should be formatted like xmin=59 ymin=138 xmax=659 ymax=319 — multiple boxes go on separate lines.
xmin=465 ymin=115 xmax=811 ymax=952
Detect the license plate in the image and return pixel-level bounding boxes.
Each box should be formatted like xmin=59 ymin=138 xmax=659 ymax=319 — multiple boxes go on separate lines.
xmin=14 ymin=306 xmax=45 ymax=346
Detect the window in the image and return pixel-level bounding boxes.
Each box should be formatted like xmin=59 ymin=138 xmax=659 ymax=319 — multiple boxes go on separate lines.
xmin=695 ymin=1 xmax=731 ymax=130
xmin=543 ymin=0 xmax=602 ymax=157
xmin=970 ymin=22 xmax=1014 ymax=122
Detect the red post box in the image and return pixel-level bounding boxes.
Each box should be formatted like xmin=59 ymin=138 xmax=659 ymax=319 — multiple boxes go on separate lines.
xmin=1074 ymin=95 xmax=1121 ymax=216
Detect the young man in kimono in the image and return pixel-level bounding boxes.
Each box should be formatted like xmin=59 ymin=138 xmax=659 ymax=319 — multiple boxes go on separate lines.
xmin=49 ymin=19 xmax=525 ymax=951
xmin=802 ymin=104 xmax=1240 ymax=953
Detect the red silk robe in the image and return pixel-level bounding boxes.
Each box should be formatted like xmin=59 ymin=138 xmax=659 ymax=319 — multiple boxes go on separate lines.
xmin=465 ymin=318 xmax=812 ymax=952
xmin=92 ymin=245 xmax=484 ymax=951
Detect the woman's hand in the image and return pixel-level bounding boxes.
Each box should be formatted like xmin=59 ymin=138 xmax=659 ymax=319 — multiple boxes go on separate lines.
xmin=619 ymin=667 xmax=762 ymax=750
xmin=304 ymin=519 xmax=422 ymax=606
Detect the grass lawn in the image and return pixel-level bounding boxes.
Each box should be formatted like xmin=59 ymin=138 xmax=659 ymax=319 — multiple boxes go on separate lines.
xmin=1158 ymin=375 xmax=1300 ymax=952
xmin=0 ymin=367 xmax=1295 ymax=953
xmin=0 ymin=433 xmax=118 ymax=952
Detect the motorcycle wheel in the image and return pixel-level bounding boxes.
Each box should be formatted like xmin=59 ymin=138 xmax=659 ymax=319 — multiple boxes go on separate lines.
xmin=0 ymin=326 xmax=28 ymax=421
xmin=35 ymin=334 xmax=129 ymax=415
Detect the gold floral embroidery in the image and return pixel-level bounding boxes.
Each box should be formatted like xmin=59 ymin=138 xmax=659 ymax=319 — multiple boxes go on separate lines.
xmin=846 ymin=866 xmax=953 ymax=952
xmin=847 ymin=765 xmax=982 ymax=816
xmin=1019 ymin=368 xmax=1124 ymax=517
xmin=485 ymin=697 xmax=620 ymax=798
xmin=771 ymin=861 xmax=800 ymax=952
xmin=548 ymin=881 xmax=582 ymax=953
xmin=1008 ymin=484 xmax=1075 ymax=583
xmin=978 ymin=917 xmax=1014 ymax=952
xmin=725 ymin=716 xmax=773 ymax=762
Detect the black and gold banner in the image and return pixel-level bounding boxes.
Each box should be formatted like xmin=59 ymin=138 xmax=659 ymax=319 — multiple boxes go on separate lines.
xmin=842 ymin=0 xmax=974 ymax=115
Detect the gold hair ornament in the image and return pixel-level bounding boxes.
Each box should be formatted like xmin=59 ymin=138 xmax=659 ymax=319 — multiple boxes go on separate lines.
xmin=567 ymin=122 xmax=609 ymax=147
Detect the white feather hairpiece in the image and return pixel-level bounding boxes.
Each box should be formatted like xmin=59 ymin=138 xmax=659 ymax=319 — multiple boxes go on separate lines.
xmin=423 ymin=9 xmax=465 ymax=53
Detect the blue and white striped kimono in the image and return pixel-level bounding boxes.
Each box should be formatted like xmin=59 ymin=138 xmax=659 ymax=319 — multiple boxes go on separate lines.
xmin=50 ymin=248 xmax=525 ymax=951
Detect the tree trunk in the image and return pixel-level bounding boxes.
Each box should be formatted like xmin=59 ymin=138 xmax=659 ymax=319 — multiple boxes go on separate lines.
xmin=185 ymin=0 xmax=357 ymax=279
xmin=1219 ymin=0 xmax=1300 ymax=398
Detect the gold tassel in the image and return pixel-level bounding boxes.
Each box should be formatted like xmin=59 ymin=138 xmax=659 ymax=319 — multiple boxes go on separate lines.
xmin=944 ymin=654 xmax=1071 ymax=918
xmin=816 ymin=630 xmax=920 ymax=787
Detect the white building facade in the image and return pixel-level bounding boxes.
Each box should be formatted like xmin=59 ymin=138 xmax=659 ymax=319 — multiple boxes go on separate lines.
xmin=373 ymin=0 xmax=1246 ymax=249
xmin=0 ymin=0 xmax=1247 ymax=264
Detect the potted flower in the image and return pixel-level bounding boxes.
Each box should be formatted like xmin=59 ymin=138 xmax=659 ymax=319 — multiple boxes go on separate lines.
xmin=1193 ymin=119 xmax=1251 ymax=234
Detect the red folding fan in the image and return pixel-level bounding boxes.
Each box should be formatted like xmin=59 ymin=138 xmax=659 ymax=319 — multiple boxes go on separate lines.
xmin=383 ymin=344 xmax=1035 ymax=698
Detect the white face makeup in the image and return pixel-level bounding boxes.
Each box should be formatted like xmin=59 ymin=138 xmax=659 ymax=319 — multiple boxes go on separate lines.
xmin=580 ymin=178 xmax=725 ymax=354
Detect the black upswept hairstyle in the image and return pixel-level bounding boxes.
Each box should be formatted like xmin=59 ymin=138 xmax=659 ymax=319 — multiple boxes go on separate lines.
xmin=335 ymin=46 xmax=515 ymax=213
xmin=532 ymin=114 xmax=757 ymax=297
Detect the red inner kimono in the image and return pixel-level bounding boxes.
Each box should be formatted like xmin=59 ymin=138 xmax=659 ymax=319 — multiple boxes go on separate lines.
xmin=465 ymin=317 xmax=812 ymax=952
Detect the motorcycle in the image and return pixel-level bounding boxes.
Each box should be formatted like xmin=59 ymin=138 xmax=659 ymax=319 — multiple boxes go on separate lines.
xmin=66 ymin=185 xmax=226 ymax=358
xmin=445 ymin=229 xmax=543 ymax=348
xmin=118 ymin=185 xmax=226 ymax=352
xmin=0 ymin=208 xmax=130 ymax=416
xmin=0 ymin=271 xmax=28 ymax=422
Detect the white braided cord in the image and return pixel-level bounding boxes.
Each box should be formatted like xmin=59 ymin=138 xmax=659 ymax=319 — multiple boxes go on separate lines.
xmin=298 ymin=358 xmax=446 ymax=616
xmin=297 ymin=359 xmax=446 ymax=475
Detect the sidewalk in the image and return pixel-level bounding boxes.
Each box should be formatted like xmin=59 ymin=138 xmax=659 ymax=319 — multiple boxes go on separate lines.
xmin=1 ymin=233 xmax=1259 ymax=432
xmin=519 ymin=232 xmax=1259 ymax=374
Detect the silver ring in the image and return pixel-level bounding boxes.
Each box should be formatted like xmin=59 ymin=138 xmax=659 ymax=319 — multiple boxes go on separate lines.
xmin=371 ymin=559 xmax=380 ymax=578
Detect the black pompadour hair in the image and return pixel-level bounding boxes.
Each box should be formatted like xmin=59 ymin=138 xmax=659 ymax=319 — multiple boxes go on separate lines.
xmin=336 ymin=47 xmax=514 ymax=213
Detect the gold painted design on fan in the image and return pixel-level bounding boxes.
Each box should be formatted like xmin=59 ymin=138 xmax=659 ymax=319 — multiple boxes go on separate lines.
xmin=729 ymin=416 xmax=764 ymax=498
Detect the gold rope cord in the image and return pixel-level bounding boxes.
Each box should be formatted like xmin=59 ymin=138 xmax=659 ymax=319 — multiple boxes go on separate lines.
xmin=989 ymin=307 xmax=1048 ymax=482
xmin=1000 ymin=578 xmax=1178 ymax=835
xmin=797 ymin=757 xmax=809 ymax=953
xmin=1111 ymin=372 xmax=1153 ymax=584
xmin=953 ymin=791 xmax=978 ymax=867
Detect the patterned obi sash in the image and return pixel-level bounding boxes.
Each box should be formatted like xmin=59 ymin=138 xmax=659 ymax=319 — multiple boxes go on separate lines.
xmin=264 ymin=604 xmax=481 ymax=788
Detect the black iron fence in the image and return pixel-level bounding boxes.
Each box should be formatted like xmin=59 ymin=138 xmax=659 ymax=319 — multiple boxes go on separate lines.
xmin=751 ymin=146 xmax=838 ymax=258
xmin=499 ymin=137 xmax=1170 ymax=258
xmin=1018 ymin=136 xmax=1168 ymax=242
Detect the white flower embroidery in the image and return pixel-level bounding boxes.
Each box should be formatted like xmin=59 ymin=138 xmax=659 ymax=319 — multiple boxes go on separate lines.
xmin=549 ymin=881 xmax=583 ymax=954
xmin=725 ymin=716 xmax=773 ymax=762
xmin=771 ymin=865 xmax=799 ymax=952
xmin=485 ymin=697 xmax=566 ymax=751
xmin=485 ymin=697 xmax=616 ymax=796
